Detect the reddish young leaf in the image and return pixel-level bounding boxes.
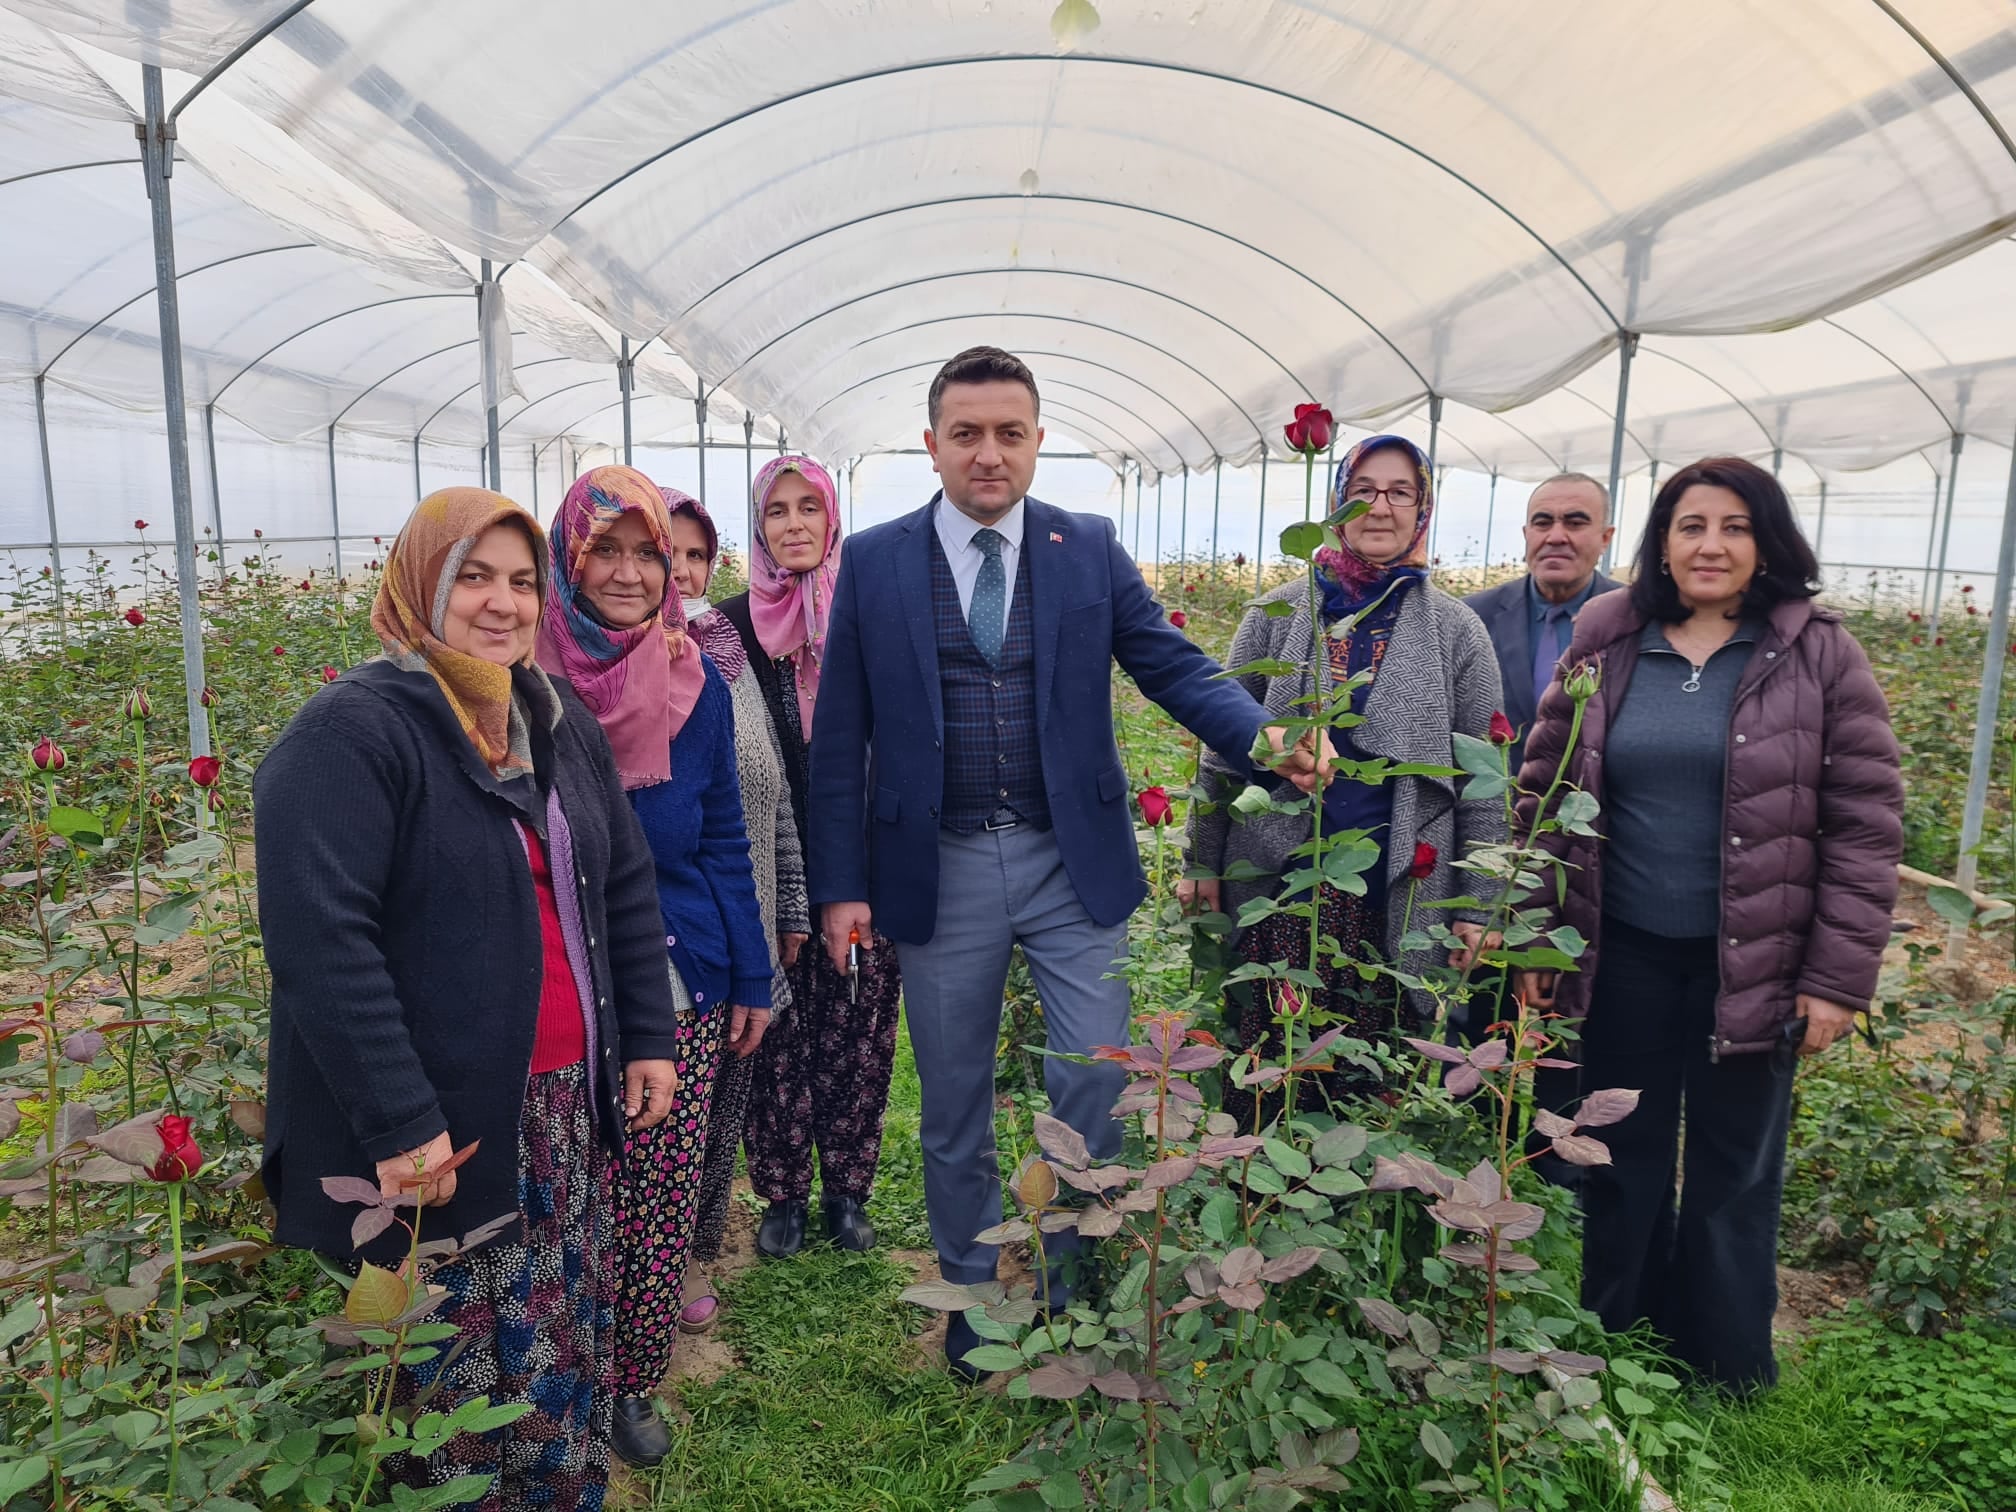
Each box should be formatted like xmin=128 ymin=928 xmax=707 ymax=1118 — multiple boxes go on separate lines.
xmin=351 ymin=1205 xmax=397 ymax=1249
xmin=1467 ymin=1039 xmax=1509 ymax=1070
xmin=1573 ymin=1088 xmax=1641 ymax=1128
xmin=1540 ymin=1348 xmax=1607 ymax=1376
xmin=1550 ymin=1133 xmax=1613 ymax=1167
xmin=1217 ymin=1281 xmax=1266 ymax=1311
xmin=1531 ymin=1108 xmax=1575 ymax=1139
xmin=1260 ymin=1246 xmax=1325 ymax=1283
xmin=1357 ymin=1297 xmax=1409 ymax=1338
xmin=320 ymin=1175 xmax=385 ymax=1208
xmin=1444 ymin=1064 xmax=1482 ymax=1099
xmin=1402 ymin=1036 xmax=1468 ymax=1065
xmin=1031 ymin=1111 xmax=1091 ymax=1170
xmin=1141 ymin=1155 xmax=1199 ymax=1190
xmin=1217 ymin=1246 xmax=1265 ymax=1287
xmin=1026 ymin=1362 xmax=1095 ymax=1399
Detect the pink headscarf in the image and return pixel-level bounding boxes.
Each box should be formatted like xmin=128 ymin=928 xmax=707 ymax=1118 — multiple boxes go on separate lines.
xmin=748 ymin=454 xmax=841 ymax=736
xmin=536 ymin=466 xmax=707 ymax=790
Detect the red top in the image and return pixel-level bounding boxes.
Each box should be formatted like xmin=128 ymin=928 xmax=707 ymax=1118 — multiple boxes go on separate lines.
xmin=519 ymin=823 xmax=587 ymax=1073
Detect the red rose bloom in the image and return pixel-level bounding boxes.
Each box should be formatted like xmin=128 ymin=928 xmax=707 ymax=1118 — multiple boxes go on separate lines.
xmin=123 ymin=607 xmax=145 ymax=627
xmin=1408 ymin=841 xmax=1437 ymax=880
xmin=1283 ymin=403 xmax=1337 ymax=455
xmin=133 ymin=519 xmax=149 ymax=531
xmin=187 ymin=755 xmax=221 ymax=788
xmin=1488 ymin=711 xmax=1517 ymax=746
xmin=321 ymin=665 xmax=339 ymax=682
xmin=30 ymin=736 xmax=66 ymax=773
xmin=1169 ymin=609 xmax=1188 ymax=630
xmin=1137 ymin=786 xmax=1173 ymax=827
xmin=273 ymin=645 xmax=287 ymax=656
xmin=148 ymin=1115 xmax=203 ymax=1181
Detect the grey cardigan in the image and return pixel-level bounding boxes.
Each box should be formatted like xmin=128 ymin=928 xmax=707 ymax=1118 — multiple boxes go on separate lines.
xmin=1186 ymin=578 xmax=1508 ymax=1007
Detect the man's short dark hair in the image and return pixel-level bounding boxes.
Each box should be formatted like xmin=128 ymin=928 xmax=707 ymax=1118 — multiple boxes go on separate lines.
xmin=1527 ymin=471 xmax=1610 ymax=518
xmin=928 ymin=346 xmax=1041 ymax=429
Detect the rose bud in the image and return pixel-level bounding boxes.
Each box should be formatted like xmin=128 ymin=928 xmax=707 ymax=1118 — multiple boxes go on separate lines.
xmin=1564 ymin=661 xmax=1602 ymax=703
xmin=1409 ymin=840 xmax=1437 ymax=880
xmin=123 ymin=687 xmax=152 ymax=722
xmin=1136 ymin=785 xmax=1173 ymax=827
xmin=272 ymin=645 xmax=287 ymax=657
xmin=321 ymin=666 xmax=340 ymax=682
xmin=123 ymin=607 xmax=145 ymax=627
xmin=188 ymin=755 xmax=222 ymax=788
xmin=133 ymin=519 xmax=149 ymax=531
xmin=207 ymin=787 xmax=225 ymax=814
xmin=1488 ymin=711 xmax=1517 ymax=746
xmin=146 ymin=1114 xmax=204 ymax=1181
xmin=199 ymin=686 xmax=218 ymax=708
xmin=1283 ymin=402 xmax=1336 ymax=455
xmin=29 ymin=736 xmax=66 ymax=773
xmin=1169 ymin=609 xmax=1188 ymax=630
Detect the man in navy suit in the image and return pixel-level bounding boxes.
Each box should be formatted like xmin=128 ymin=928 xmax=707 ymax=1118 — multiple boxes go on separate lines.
xmin=808 ymin=347 xmax=1321 ymax=1380
xmin=1462 ymin=472 xmax=1622 ymax=771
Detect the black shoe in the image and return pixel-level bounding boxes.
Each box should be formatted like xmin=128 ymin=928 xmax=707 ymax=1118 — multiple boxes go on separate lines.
xmin=945 ymin=1311 xmax=993 ymax=1385
xmin=823 ymin=1193 xmax=876 ymax=1252
xmin=756 ymin=1199 xmax=807 ymax=1259
xmin=611 ymin=1394 xmax=670 ymax=1468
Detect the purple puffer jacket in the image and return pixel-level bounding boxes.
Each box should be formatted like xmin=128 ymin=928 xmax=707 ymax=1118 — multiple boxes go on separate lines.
xmin=1517 ymin=590 xmax=1902 ymax=1056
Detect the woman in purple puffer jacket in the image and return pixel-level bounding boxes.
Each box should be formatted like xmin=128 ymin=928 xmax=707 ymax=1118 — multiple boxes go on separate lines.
xmin=1517 ymin=455 xmax=1901 ymax=1393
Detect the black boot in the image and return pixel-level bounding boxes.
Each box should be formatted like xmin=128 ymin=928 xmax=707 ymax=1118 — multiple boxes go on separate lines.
xmin=822 ymin=1193 xmax=876 ymax=1252
xmin=756 ymin=1199 xmax=807 ymax=1259
xmin=945 ymin=1311 xmax=994 ymax=1385
xmin=611 ymin=1394 xmax=670 ymax=1468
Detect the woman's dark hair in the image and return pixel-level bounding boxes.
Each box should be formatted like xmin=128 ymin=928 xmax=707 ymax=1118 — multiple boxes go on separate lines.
xmin=1627 ymin=455 xmax=1819 ymax=623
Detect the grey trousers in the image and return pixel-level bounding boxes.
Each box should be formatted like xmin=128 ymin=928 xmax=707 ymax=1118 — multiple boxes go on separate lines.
xmin=897 ymin=823 xmax=1131 ymax=1289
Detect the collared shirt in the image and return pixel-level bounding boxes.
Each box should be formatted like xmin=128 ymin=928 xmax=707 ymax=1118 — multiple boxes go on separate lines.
xmin=933 ymin=493 xmax=1027 ymax=622
xmin=1526 ymin=572 xmax=1602 ymax=669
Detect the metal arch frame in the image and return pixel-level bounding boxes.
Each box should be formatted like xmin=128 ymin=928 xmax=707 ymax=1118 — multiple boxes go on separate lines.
xmin=679 ymin=192 xmax=1432 ymax=391
xmin=1552 ymin=384 xmax=1655 ymax=469
xmin=548 ymin=55 xmax=1621 ymax=330
xmin=808 ymin=311 xmax=1271 ymax=450
xmin=0 ymin=158 xmax=152 ymax=190
xmin=806 ymin=353 xmax=1207 ymax=467
xmin=715 ymin=267 xmax=1317 ymax=401
xmin=329 ymin=335 xmax=492 ymax=428
xmin=414 ymin=356 xmax=579 ymax=441
xmin=1634 ymin=347 xmax=1783 ymax=456
xmin=1036 ymin=402 xmax=1137 ymax=461
xmin=1817 ymin=317 xmax=1960 ymax=434
xmin=497 ymin=377 xmax=612 ymax=436
xmin=36 ymin=242 xmax=316 ymax=378
xmin=169 ymin=0 xmax=324 ymax=124
xmin=1866 ymin=0 xmax=2016 ymax=171
xmin=210 ymin=292 xmax=472 ymax=407
xmin=818 ymin=372 xmax=1175 ymax=468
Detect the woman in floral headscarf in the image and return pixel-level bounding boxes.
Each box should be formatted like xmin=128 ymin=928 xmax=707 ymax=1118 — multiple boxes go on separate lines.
xmin=715 ymin=455 xmax=903 ymax=1262
xmin=256 ymin=488 xmax=680 ymax=1509
xmin=1178 ymin=437 xmax=1506 ymax=1122
xmin=537 ymin=466 xmax=770 ymax=1469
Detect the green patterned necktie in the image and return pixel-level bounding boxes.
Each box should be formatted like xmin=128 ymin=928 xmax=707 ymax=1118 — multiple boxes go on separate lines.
xmin=970 ymin=528 xmax=1006 ymax=663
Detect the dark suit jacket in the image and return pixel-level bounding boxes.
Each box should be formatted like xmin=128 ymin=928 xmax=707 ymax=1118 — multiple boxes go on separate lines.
xmin=807 ymin=493 xmax=1269 ymax=943
xmin=1462 ymin=570 xmax=1622 ymax=768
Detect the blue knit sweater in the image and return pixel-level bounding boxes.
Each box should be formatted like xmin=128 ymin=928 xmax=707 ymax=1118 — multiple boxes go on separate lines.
xmin=627 ymin=658 xmax=772 ymax=1014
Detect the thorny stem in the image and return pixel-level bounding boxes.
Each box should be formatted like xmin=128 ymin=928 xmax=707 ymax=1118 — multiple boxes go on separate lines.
xmin=1140 ymin=1024 xmax=1176 ymax=1505
xmin=166 ymin=1181 xmax=187 ymax=1509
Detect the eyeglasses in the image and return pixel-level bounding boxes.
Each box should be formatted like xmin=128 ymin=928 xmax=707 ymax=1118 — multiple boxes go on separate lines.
xmin=1342 ymin=483 xmax=1421 ymax=510
xmin=586 ymin=542 xmax=665 ymax=566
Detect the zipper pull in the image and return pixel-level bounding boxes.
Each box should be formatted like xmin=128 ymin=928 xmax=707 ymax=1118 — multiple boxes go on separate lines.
xmin=1707 ymin=1033 xmax=1723 ymax=1065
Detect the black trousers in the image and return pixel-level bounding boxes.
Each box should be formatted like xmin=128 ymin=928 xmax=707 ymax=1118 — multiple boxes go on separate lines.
xmin=1579 ymin=918 xmax=1795 ymax=1391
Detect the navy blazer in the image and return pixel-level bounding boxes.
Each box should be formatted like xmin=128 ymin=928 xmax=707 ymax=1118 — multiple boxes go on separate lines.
xmin=807 ymin=494 xmax=1270 ymax=942
xmin=1462 ymin=569 xmax=1622 ymax=767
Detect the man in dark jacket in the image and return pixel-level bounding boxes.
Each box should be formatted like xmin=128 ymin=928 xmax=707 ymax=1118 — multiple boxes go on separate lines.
xmin=809 ymin=347 xmax=1323 ymax=1380
xmin=1463 ymin=473 xmax=1622 ymax=772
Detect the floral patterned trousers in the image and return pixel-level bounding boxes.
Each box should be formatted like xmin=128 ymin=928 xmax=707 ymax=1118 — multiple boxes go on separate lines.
xmin=612 ymin=1005 xmax=725 ymax=1395
xmin=744 ymin=933 xmax=902 ymax=1202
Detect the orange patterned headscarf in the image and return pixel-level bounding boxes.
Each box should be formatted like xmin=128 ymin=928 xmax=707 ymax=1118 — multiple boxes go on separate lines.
xmin=370 ymin=487 xmax=549 ymax=780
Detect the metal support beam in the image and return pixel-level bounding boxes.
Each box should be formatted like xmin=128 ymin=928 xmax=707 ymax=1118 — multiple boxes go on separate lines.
xmin=695 ymin=385 xmax=709 ymax=509
xmin=617 ymin=337 xmax=635 ymax=466
xmin=744 ymin=411 xmax=756 ymax=526
xmin=1254 ymin=452 xmax=1270 ymax=593
xmin=1483 ymin=470 xmax=1498 ymax=569
xmin=202 ymin=403 xmax=227 ymax=584
xmin=32 ymin=376 xmax=65 ymax=644
xmin=138 ymin=66 xmax=210 ymax=762
xmin=1921 ymin=474 xmax=1947 ymax=613
xmin=1601 ymin=336 xmax=1637 ymax=573
xmin=1426 ymin=394 xmax=1445 ymax=559
xmin=326 ymin=425 xmax=343 ymax=577
xmin=1178 ymin=468 xmax=1190 ymax=577
xmin=1928 ymin=432 xmax=1966 ymax=637
xmin=1952 ymin=427 xmax=2016 ymax=921
xmin=1134 ymin=465 xmax=1145 ymax=562
xmin=530 ymin=443 xmax=540 ymax=518
xmin=1210 ymin=455 xmax=1223 ymax=576
xmin=1814 ymin=479 xmax=1829 ymax=561
xmin=412 ymin=435 xmax=423 ymax=502
xmin=479 ymin=259 xmax=501 ymax=491
xmin=1154 ymin=474 xmax=1165 ymax=591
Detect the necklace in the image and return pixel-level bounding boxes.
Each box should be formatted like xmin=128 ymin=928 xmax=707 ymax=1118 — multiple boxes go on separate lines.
xmin=1666 ymin=621 xmax=1733 ymax=694
xmin=1681 ymin=661 xmax=1705 ymax=694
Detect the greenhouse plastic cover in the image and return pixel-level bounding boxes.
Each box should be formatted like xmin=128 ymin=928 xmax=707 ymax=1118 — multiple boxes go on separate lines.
xmin=5 ymin=0 xmax=2016 ymax=494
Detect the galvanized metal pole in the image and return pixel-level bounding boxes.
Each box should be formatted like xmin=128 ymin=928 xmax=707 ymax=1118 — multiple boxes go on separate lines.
xmin=1425 ymin=395 xmax=1444 ymax=559
xmin=1254 ymin=452 xmax=1269 ymax=594
xmin=1210 ymin=455 xmax=1223 ymax=577
xmin=1771 ymin=446 xmax=1783 ymax=478
xmin=1601 ymin=335 xmax=1637 ymax=573
xmin=1133 ymin=464 xmax=1144 ymax=562
xmin=1921 ymin=474 xmax=1947 ymax=614
xmin=1153 ymin=474 xmax=1164 ymax=590
xmin=1483 ymin=470 xmax=1498 ymax=568
xmin=1952 ymin=430 xmax=2016 ymax=916
xmin=695 ymin=387 xmax=709 ymax=511
xmin=479 ymin=260 xmax=502 ymax=491
xmin=1929 ymin=432 xmax=1966 ymax=638
xmin=202 ymin=403 xmax=227 ymax=584
xmin=617 ymin=337 xmax=635 ymax=467
xmin=326 ymin=425 xmax=343 ymax=576
xmin=743 ymin=411 xmax=755 ymax=521
xmin=530 ymin=444 xmax=540 ymax=518
xmin=32 ymin=375 xmax=65 ymax=644
xmin=412 ymin=435 xmax=423 ymax=501
xmin=138 ymin=65 xmax=210 ymax=761
xmin=1814 ymin=479 xmax=1829 ymax=561
xmin=1178 ymin=468 xmax=1190 ymax=576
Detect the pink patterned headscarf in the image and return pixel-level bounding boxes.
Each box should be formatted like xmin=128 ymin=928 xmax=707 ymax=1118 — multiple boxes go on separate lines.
xmin=748 ymin=454 xmax=841 ymax=736
xmin=536 ymin=466 xmax=707 ymax=790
